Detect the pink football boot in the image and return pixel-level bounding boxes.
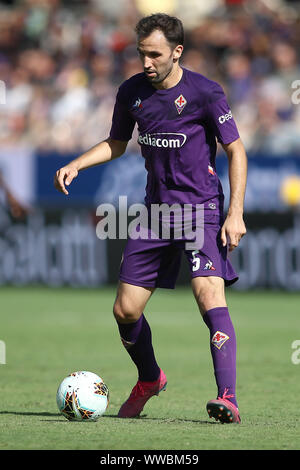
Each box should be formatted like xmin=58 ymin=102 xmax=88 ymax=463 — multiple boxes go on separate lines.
xmin=206 ymin=388 xmax=241 ymax=423
xmin=118 ymin=369 xmax=167 ymax=418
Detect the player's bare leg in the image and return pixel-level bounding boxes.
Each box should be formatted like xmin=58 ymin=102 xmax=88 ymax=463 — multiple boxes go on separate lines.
xmin=113 ymin=282 xmax=167 ymax=418
xmin=191 ymin=276 xmax=241 ymax=423
xmin=191 ymin=276 xmax=227 ymax=316
xmin=113 ymin=281 xmax=154 ymax=324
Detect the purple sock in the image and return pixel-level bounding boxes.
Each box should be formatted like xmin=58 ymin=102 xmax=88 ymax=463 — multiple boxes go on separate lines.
xmin=203 ymin=307 xmax=238 ymax=408
xmin=117 ymin=314 xmax=160 ymax=382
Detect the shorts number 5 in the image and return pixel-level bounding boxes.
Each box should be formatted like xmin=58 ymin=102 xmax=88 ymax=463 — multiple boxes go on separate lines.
xmin=191 ymin=250 xmax=200 ymax=272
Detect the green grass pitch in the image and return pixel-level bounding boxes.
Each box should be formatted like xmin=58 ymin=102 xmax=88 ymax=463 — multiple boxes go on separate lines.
xmin=0 ymin=285 xmax=299 ymax=450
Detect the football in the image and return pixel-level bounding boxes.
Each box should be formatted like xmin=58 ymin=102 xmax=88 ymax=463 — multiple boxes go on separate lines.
xmin=56 ymin=371 xmax=109 ymax=421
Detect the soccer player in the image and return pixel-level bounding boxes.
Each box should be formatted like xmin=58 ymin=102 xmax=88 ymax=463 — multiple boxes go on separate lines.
xmin=54 ymin=13 xmax=247 ymax=424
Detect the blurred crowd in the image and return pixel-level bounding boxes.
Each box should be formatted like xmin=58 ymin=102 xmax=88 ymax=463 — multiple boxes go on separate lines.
xmin=0 ymin=0 xmax=300 ymax=156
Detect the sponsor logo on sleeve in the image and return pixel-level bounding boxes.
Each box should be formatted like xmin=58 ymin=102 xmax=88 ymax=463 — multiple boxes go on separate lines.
xmin=218 ymin=110 xmax=233 ymax=124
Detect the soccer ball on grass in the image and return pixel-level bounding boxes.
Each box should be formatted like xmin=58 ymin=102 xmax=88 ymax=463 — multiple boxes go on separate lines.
xmin=56 ymin=370 xmax=109 ymax=421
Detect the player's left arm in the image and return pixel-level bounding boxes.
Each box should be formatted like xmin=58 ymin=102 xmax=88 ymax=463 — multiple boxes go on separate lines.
xmin=220 ymin=137 xmax=247 ymax=252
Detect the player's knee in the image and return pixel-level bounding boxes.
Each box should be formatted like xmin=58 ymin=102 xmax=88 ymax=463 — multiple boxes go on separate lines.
xmin=112 ymin=298 xmax=141 ymax=323
xmin=192 ymin=276 xmax=226 ymax=315
xmin=112 ymin=300 xmax=127 ymax=322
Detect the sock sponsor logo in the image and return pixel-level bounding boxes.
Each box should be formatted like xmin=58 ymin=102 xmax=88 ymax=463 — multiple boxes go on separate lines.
xmin=211 ymin=331 xmax=229 ymax=349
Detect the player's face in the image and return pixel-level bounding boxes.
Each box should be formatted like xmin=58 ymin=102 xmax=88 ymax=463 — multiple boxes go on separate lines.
xmin=137 ymin=29 xmax=183 ymax=86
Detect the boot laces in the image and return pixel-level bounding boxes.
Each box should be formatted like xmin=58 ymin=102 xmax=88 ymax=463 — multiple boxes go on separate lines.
xmin=218 ymin=387 xmax=234 ymax=400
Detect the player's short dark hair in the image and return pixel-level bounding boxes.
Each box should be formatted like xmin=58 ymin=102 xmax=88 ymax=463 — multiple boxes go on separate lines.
xmin=135 ymin=13 xmax=184 ymax=48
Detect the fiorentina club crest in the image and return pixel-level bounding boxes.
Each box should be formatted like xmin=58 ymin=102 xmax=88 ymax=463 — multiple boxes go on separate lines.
xmin=174 ymin=94 xmax=187 ymax=115
xmin=211 ymin=331 xmax=229 ymax=350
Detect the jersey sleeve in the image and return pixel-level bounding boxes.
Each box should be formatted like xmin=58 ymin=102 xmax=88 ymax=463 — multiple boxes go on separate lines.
xmin=109 ymin=85 xmax=136 ymax=142
xmin=206 ymin=82 xmax=240 ymax=145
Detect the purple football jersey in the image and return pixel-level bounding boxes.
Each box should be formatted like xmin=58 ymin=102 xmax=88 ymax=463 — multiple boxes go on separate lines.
xmin=109 ymin=67 xmax=240 ymax=215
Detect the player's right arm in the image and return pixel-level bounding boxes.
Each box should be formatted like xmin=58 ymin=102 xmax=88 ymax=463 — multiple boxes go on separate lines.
xmin=54 ymin=138 xmax=128 ymax=195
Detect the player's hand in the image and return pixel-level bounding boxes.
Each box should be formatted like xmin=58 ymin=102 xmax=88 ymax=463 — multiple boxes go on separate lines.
xmin=54 ymin=165 xmax=78 ymax=195
xmin=220 ymin=213 xmax=246 ymax=252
